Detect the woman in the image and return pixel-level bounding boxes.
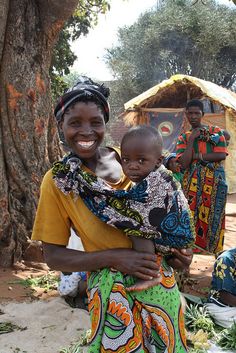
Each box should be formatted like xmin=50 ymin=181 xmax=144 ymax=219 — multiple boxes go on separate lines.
xmin=176 ymin=99 xmax=228 ymax=254
xmin=32 ymin=78 xmax=192 ymax=352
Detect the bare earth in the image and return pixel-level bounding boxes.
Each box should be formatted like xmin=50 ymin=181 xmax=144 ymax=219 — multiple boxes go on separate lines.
xmin=0 ymin=194 xmax=235 ymax=353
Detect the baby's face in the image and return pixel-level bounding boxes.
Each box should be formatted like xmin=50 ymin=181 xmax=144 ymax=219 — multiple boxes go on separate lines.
xmin=121 ymin=137 xmax=162 ymax=183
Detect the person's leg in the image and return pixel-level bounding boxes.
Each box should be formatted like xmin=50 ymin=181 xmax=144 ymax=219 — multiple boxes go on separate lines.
xmin=127 ymin=237 xmax=162 ymax=291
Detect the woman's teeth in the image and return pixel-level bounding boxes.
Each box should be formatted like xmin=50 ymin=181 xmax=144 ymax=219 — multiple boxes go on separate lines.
xmin=77 ymin=141 xmax=95 ymax=148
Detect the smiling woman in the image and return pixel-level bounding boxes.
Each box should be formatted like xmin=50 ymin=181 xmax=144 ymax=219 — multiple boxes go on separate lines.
xmin=60 ymin=102 xmax=106 ymax=160
xmin=32 ymin=77 xmax=192 ymax=353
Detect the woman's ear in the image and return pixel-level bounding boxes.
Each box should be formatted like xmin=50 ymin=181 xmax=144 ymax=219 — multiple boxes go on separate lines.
xmin=58 ymin=119 xmax=64 ymax=132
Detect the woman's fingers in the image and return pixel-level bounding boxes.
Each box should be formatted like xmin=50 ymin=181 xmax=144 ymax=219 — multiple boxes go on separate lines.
xmin=171 ymin=248 xmax=193 ymax=264
xmin=141 ymin=253 xmax=158 ymax=261
xmin=110 ymin=249 xmax=161 ymax=277
xmin=131 ymin=257 xmax=161 ymax=279
xmin=139 ymin=258 xmax=160 ymax=270
xmin=133 ymin=271 xmax=161 ymax=281
xmin=167 ymin=248 xmax=193 ymax=270
xmin=167 ymin=257 xmax=185 ymax=270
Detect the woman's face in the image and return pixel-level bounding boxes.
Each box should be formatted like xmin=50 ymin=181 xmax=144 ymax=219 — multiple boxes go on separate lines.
xmin=60 ymin=101 xmax=106 ymax=159
xmin=185 ymin=106 xmax=203 ymax=129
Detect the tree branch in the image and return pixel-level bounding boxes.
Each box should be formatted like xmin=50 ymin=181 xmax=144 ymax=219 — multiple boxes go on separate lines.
xmin=37 ymin=0 xmax=80 ymax=36
xmin=0 ymin=0 xmax=9 ymax=61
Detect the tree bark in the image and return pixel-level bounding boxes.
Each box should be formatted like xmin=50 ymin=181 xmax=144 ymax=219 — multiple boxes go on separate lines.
xmin=0 ymin=0 xmax=79 ymax=266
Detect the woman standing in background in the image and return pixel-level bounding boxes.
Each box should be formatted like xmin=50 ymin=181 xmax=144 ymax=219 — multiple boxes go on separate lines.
xmin=176 ymin=99 xmax=228 ymax=254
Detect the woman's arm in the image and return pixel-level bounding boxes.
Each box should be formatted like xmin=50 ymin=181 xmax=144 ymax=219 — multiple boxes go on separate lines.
xmin=218 ymin=291 xmax=236 ymax=307
xmin=43 ymin=242 xmax=160 ymax=280
xmin=193 ymin=152 xmax=226 ymax=163
xmin=179 ymin=129 xmax=201 ymax=169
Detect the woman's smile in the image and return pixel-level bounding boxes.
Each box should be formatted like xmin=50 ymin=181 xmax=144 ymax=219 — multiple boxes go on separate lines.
xmin=77 ymin=140 xmax=96 ymax=149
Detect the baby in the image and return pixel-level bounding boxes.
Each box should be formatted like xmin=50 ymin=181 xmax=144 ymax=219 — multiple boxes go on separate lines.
xmin=163 ymin=152 xmax=183 ymax=183
xmin=118 ymin=126 xmax=194 ymax=291
xmin=53 ymin=126 xmax=195 ymax=292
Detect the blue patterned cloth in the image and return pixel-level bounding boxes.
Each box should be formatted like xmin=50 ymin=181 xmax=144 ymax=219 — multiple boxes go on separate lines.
xmin=209 ymin=248 xmax=236 ymax=302
xmin=52 ymin=153 xmax=195 ymax=253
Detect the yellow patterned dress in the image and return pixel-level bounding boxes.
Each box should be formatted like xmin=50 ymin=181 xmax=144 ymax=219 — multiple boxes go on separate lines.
xmin=176 ymin=126 xmax=228 ymax=254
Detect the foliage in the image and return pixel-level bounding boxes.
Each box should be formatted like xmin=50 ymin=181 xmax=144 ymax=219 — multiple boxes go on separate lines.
xmin=51 ymin=0 xmax=111 ymax=100
xmin=185 ymin=304 xmax=236 ymax=352
xmin=106 ymin=0 xmax=236 ymax=109
xmin=217 ymin=321 xmax=236 ymax=350
xmin=187 ymin=329 xmax=210 ymax=351
xmin=13 ymin=272 xmax=59 ymax=292
xmin=0 ymin=322 xmax=26 ymax=334
xmin=185 ymin=304 xmax=214 ymax=351
xmin=185 ymin=304 xmax=215 ymax=335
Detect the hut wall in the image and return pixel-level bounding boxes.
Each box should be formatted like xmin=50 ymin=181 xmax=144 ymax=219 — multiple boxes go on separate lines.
xmin=225 ymin=111 xmax=236 ymax=194
xmin=202 ymin=113 xmax=226 ymax=130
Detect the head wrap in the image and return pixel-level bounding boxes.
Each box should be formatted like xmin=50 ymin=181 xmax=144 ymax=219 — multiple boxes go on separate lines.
xmin=163 ymin=152 xmax=176 ymax=168
xmin=54 ymin=76 xmax=110 ymax=123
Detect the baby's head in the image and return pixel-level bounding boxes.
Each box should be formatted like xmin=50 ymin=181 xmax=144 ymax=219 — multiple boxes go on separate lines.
xmin=164 ymin=153 xmax=180 ymax=174
xmin=121 ymin=125 xmax=163 ymax=183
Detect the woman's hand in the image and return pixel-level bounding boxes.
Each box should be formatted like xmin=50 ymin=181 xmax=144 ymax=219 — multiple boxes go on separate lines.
xmin=166 ymin=248 xmax=193 ymax=270
xmin=109 ymin=249 xmax=160 ymax=280
xmin=189 ymin=128 xmax=201 ymax=142
xmin=43 ymin=243 xmax=160 ymax=278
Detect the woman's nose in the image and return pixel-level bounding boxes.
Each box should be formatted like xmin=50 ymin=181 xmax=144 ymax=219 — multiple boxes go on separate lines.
xmin=79 ymin=124 xmax=93 ymax=135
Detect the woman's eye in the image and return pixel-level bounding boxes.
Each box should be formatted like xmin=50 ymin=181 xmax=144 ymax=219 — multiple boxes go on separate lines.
xmin=69 ymin=121 xmax=80 ymax=127
xmin=91 ymin=120 xmax=102 ymax=126
xmin=138 ymin=159 xmax=145 ymax=164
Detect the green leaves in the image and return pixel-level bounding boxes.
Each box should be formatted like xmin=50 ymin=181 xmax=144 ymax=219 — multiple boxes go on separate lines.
xmin=50 ymin=0 xmax=111 ymax=100
xmin=13 ymin=272 xmax=59 ymax=292
xmin=185 ymin=304 xmax=214 ymax=335
xmin=217 ymin=322 xmax=236 ymax=350
xmin=106 ymin=0 xmax=236 ymax=110
xmin=0 ymin=322 xmax=27 ymax=335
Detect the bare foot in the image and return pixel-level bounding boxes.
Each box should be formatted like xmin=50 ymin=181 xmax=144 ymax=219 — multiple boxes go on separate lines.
xmin=127 ymin=273 xmax=162 ymax=292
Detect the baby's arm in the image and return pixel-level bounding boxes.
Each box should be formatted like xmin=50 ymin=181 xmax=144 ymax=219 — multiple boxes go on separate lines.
xmin=130 ymin=236 xmax=155 ymax=254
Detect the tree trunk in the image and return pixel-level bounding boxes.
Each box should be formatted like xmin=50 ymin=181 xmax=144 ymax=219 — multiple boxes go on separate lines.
xmin=0 ymin=0 xmax=79 ymax=266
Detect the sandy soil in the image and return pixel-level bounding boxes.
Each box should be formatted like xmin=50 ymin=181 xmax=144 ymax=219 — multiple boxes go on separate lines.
xmin=0 ymin=194 xmax=235 ymax=353
xmin=0 ymin=299 xmax=90 ymax=353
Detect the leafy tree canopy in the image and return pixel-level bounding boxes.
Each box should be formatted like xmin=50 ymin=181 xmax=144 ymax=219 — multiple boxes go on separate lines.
xmin=50 ymin=0 xmax=110 ymax=100
xmin=106 ymin=0 xmax=236 ymax=106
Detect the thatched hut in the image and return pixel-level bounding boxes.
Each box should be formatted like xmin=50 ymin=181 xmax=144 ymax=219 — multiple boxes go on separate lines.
xmin=122 ymin=74 xmax=236 ymax=193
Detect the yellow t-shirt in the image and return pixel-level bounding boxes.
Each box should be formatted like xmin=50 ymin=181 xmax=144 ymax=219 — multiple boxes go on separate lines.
xmin=31 ymin=168 xmax=132 ymax=251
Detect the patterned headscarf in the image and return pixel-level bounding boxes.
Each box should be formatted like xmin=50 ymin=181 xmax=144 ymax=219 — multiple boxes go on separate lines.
xmin=54 ymin=77 xmax=110 ymax=123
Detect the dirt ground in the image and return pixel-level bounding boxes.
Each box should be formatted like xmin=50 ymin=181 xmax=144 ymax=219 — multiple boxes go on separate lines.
xmin=0 ymin=194 xmax=235 ymax=353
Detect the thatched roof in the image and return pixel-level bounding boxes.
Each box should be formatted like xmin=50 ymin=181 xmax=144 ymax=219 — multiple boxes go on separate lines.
xmin=123 ymin=74 xmax=236 ymax=125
